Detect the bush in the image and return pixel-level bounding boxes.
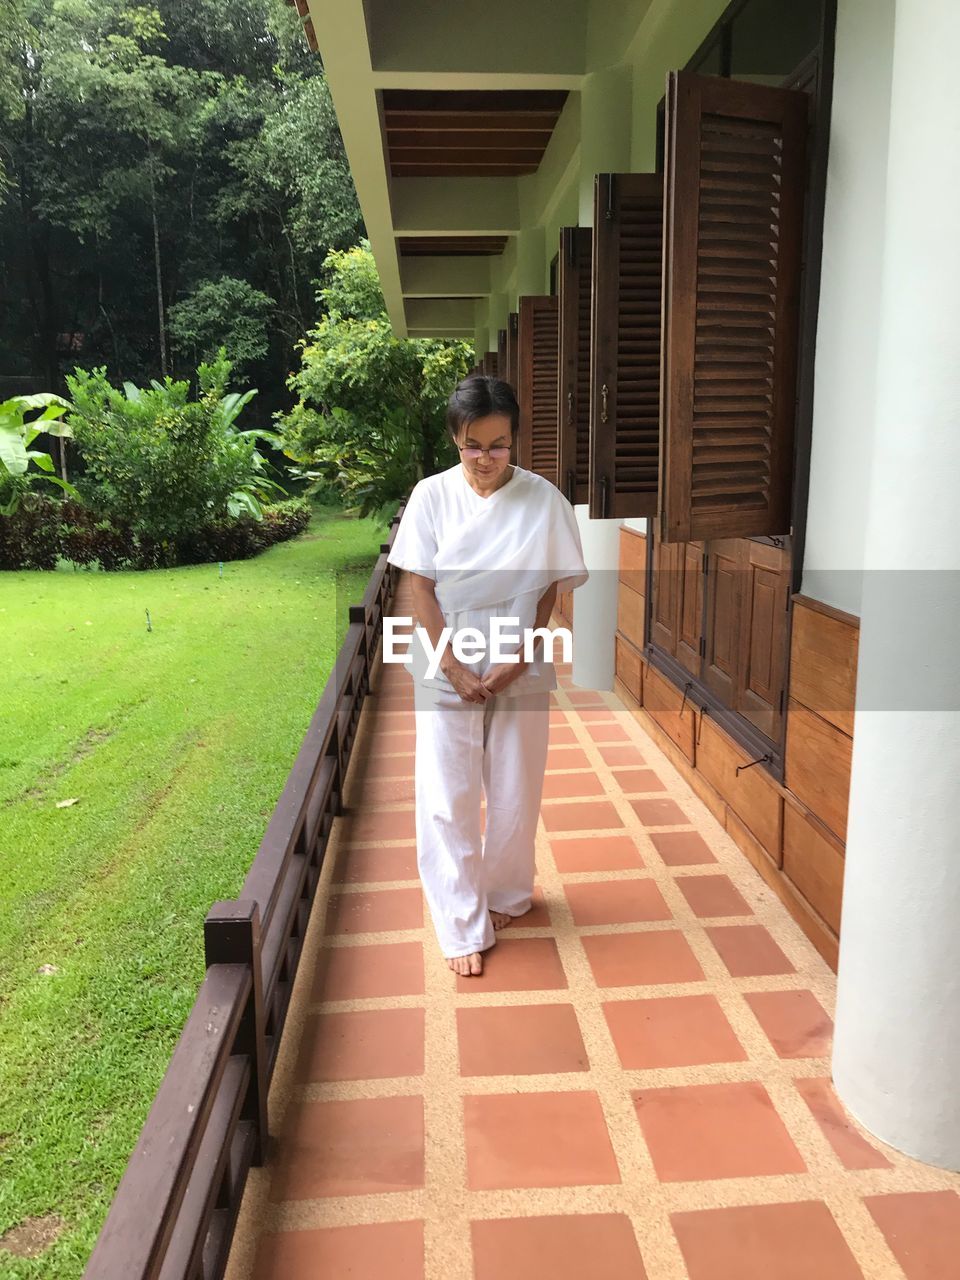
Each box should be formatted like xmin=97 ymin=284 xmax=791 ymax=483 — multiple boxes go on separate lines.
xmin=0 ymin=496 xmax=63 ymax=570
xmin=65 ymin=351 xmax=284 ymax=545
xmin=0 ymin=497 xmax=311 ymax=572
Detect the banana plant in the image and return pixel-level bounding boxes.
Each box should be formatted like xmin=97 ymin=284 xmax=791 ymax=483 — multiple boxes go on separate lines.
xmin=0 ymin=395 xmax=80 ymax=516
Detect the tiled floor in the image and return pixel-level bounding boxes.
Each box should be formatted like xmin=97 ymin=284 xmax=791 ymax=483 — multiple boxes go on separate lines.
xmin=224 ymin=582 xmax=960 ymax=1280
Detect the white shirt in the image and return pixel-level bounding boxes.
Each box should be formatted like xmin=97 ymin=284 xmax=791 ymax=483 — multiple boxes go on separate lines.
xmin=386 ymin=463 xmax=589 ymax=695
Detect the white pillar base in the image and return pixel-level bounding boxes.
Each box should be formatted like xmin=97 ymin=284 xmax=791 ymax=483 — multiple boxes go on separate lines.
xmin=570 ymin=507 xmax=620 ymax=690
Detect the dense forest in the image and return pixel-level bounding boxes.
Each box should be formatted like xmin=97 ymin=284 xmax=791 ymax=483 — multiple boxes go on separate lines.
xmin=0 ymin=0 xmax=364 ymax=423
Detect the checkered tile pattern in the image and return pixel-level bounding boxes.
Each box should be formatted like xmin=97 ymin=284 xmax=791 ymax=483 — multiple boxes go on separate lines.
xmin=224 ymin=584 xmax=960 ymax=1280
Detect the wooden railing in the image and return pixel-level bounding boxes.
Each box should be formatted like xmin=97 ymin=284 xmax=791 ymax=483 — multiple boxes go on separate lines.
xmin=83 ymin=508 xmax=404 ymax=1280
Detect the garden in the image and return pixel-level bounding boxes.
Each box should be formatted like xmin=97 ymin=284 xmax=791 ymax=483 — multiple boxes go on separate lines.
xmin=0 ymin=0 xmax=471 ymax=1274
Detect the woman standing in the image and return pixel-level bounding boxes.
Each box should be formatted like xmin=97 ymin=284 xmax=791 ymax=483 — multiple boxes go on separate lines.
xmin=386 ymin=375 xmax=589 ymax=976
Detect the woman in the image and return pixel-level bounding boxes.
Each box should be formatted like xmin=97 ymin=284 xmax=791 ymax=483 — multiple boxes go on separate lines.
xmin=386 ymin=375 xmax=589 ymax=976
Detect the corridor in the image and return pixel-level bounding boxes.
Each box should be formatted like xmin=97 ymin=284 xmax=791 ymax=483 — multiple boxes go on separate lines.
xmin=224 ymin=578 xmax=960 ymax=1280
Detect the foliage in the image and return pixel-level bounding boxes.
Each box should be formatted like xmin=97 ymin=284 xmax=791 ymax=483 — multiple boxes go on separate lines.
xmin=0 ymin=393 xmax=78 ymax=515
xmin=277 ymin=242 xmax=472 ymax=516
xmin=0 ymin=494 xmax=311 ymax=570
xmin=64 ymin=349 xmax=285 ymax=552
xmin=0 ymin=0 xmax=362 ymax=402
xmin=167 ymin=275 xmax=275 ymax=370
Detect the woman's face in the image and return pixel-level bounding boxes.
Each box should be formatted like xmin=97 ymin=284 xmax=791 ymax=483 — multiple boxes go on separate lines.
xmin=455 ymin=413 xmax=514 ymax=488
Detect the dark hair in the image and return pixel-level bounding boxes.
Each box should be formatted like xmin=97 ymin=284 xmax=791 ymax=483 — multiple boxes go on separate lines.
xmin=446 ymin=374 xmax=519 ymax=443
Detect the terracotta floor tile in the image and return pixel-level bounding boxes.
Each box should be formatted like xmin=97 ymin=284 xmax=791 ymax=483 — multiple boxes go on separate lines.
xmin=372 ymin=755 xmax=415 ymax=777
xmin=541 ymin=799 xmax=625 ymax=832
xmin=671 ymin=1202 xmax=863 ymax=1280
xmin=271 ymin=1095 xmax=424 ymax=1200
xmin=551 ymin=834 xmax=644 ymax=873
xmin=586 ymin=722 xmax=630 ymax=743
xmin=337 ymin=842 xmax=419 ymax=884
xmin=471 ymin=1214 xmax=646 ymax=1280
xmin=546 ymin=745 xmax=592 ymax=771
xmin=549 ymin=724 xmax=579 ymax=745
xmin=457 ymin=1003 xmax=589 ymax=1075
xmin=707 ymin=925 xmax=796 ymax=977
xmin=456 ymin=937 xmax=568 ymax=993
xmin=575 ymin=707 xmax=617 ymax=722
xmin=371 ymin=732 xmax=416 ymax=755
xmin=651 ymin=832 xmax=718 ymax=866
xmin=631 ymin=797 xmax=690 ymax=826
xmin=796 ymin=1078 xmax=892 ymax=1170
xmin=566 ymin=690 xmax=607 ymax=706
xmin=633 ymin=1081 xmax=806 ymax=1182
xmin=345 ymin=806 xmax=417 ymax=842
xmin=598 ymin=743 xmax=647 ymax=766
xmin=612 ymin=767 xmax=665 ymax=793
xmin=744 ymin=990 xmax=833 ymax=1058
xmin=251 ymin=1220 xmax=424 ymax=1280
xmin=297 ymin=1008 xmax=425 ymax=1082
xmin=507 ymin=884 xmax=552 ymax=928
xmin=463 ymin=1091 xmax=621 ymax=1189
xmin=541 ymin=771 xmax=605 ymax=799
xmin=582 ymin=930 xmax=705 ymax=988
xmin=359 ymin=776 xmax=415 ymax=804
xmin=676 ymin=874 xmax=753 ymax=918
xmin=549 ymin=709 xmax=570 ymax=725
xmin=564 ymin=878 xmax=671 ymax=926
xmin=326 ymin=887 xmax=423 ymax=935
xmin=865 ymin=1191 xmax=960 ymax=1279
xmin=314 ymin=941 xmax=424 ymax=1000
xmin=604 ymin=995 xmax=747 ymax=1069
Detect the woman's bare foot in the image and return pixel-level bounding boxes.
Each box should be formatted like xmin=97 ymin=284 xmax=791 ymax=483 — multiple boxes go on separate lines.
xmin=489 ymin=909 xmax=512 ymax=930
xmin=447 ymin=951 xmax=484 ymax=976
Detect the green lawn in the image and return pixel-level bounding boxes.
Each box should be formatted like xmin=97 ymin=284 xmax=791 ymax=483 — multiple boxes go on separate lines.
xmin=0 ymin=503 xmax=390 ymax=1277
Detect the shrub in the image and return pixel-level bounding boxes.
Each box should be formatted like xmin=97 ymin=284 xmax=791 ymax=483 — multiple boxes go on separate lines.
xmin=0 ymin=497 xmax=311 ymax=571
xmin=65 ymin=350 xmax=285 ymax=546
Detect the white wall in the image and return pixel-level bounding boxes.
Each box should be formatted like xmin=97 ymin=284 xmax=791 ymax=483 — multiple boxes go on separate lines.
xmin=800 ymin=0 xmax=896 ymax=616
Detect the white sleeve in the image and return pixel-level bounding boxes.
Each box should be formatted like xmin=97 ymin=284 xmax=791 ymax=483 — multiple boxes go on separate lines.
xmin=386 ymin=482 xmax=438 ymax=580
xmin=547 ymin=493 xmax=590 ymax=594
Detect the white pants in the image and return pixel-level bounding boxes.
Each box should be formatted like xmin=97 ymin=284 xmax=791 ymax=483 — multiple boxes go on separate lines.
xmin=413 ymin=683 xmax=551 ymax=958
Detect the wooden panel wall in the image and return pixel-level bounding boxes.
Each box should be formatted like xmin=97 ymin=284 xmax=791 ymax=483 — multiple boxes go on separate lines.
xmin=614 ymin=557 xmax=860 ymax=972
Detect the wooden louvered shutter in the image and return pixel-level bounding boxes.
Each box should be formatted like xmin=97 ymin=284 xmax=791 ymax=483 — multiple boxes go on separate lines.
xmin=482 ymin=351 xmax=497 ymax=377
xmin=505 ymin=311 xmax=519 ymax=392
xmin=589 ymin=173 xmax=664 ymax=520
xmin=558 ymin=226 xmax=592 ymax=506
xmin=518 ymin=295 xmax=559 ymax=487
xmin=497 ymin=328 xmax=507 ymax=380
xmin=660 ymin=70 xmax=808 ymax=542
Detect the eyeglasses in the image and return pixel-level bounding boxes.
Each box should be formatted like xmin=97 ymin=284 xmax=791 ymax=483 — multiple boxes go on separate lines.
xmin=458 ymin=445 xmax=512 ymax=460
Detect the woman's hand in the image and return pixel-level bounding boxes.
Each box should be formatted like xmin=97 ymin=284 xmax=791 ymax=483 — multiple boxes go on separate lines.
xmin=481 ymin=657 xmax=529 ymax=696
xmin=440 ymin=653 xmax=493 ymax=703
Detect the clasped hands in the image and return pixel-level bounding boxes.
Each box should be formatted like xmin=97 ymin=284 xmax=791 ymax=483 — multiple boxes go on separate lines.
xmin=439 ymin=650 xmax=531 ymax=702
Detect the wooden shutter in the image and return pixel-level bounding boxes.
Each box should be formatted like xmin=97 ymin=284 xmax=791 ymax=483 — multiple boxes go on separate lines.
xmin=505 ymin=311 xmax=519 ymax=391
xmin=702 ymin=537 xmax=790 ymax=740
xmin=557 ymin=226 xmax=592 ymax=506
xmin=589 ymin=173 xmax=664 ymax=520
xmin=649 ymin=529 xmax=702 ymax=679
xmin=518 ymin=295 xmax=559 ymax=487
xmin=497 ymin=327 xmax=507 ymax=380
xmin=660 ymin=70 xmax=808 ymax=542
xmin=482 ymin=351 xmax=497 ymax=377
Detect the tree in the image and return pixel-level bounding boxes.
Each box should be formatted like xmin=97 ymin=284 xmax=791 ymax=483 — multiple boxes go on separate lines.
xmin=0 ymin=0 xmax=362 ymax=405
xmin=168 ymin=275 xmax=275 ymax=371
xmin=277 ymin=242 xmax=472 ymax=516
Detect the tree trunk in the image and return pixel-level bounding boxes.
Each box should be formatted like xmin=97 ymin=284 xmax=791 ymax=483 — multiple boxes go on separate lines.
xmin=149 ymin=163 xmax=168 ymax=378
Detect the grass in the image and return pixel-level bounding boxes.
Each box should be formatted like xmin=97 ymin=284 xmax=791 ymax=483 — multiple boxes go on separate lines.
xmin=0 ymin=502 xmax=390 ymax=1277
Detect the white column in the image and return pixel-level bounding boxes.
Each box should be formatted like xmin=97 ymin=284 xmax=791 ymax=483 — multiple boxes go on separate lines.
xmin=570 ymin=505 xmax=620 ymax=690
xmin=832 ymin=0 xmax=960 ymax=1171
xmin=566 ymin=68 xmax=632 ymax=689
